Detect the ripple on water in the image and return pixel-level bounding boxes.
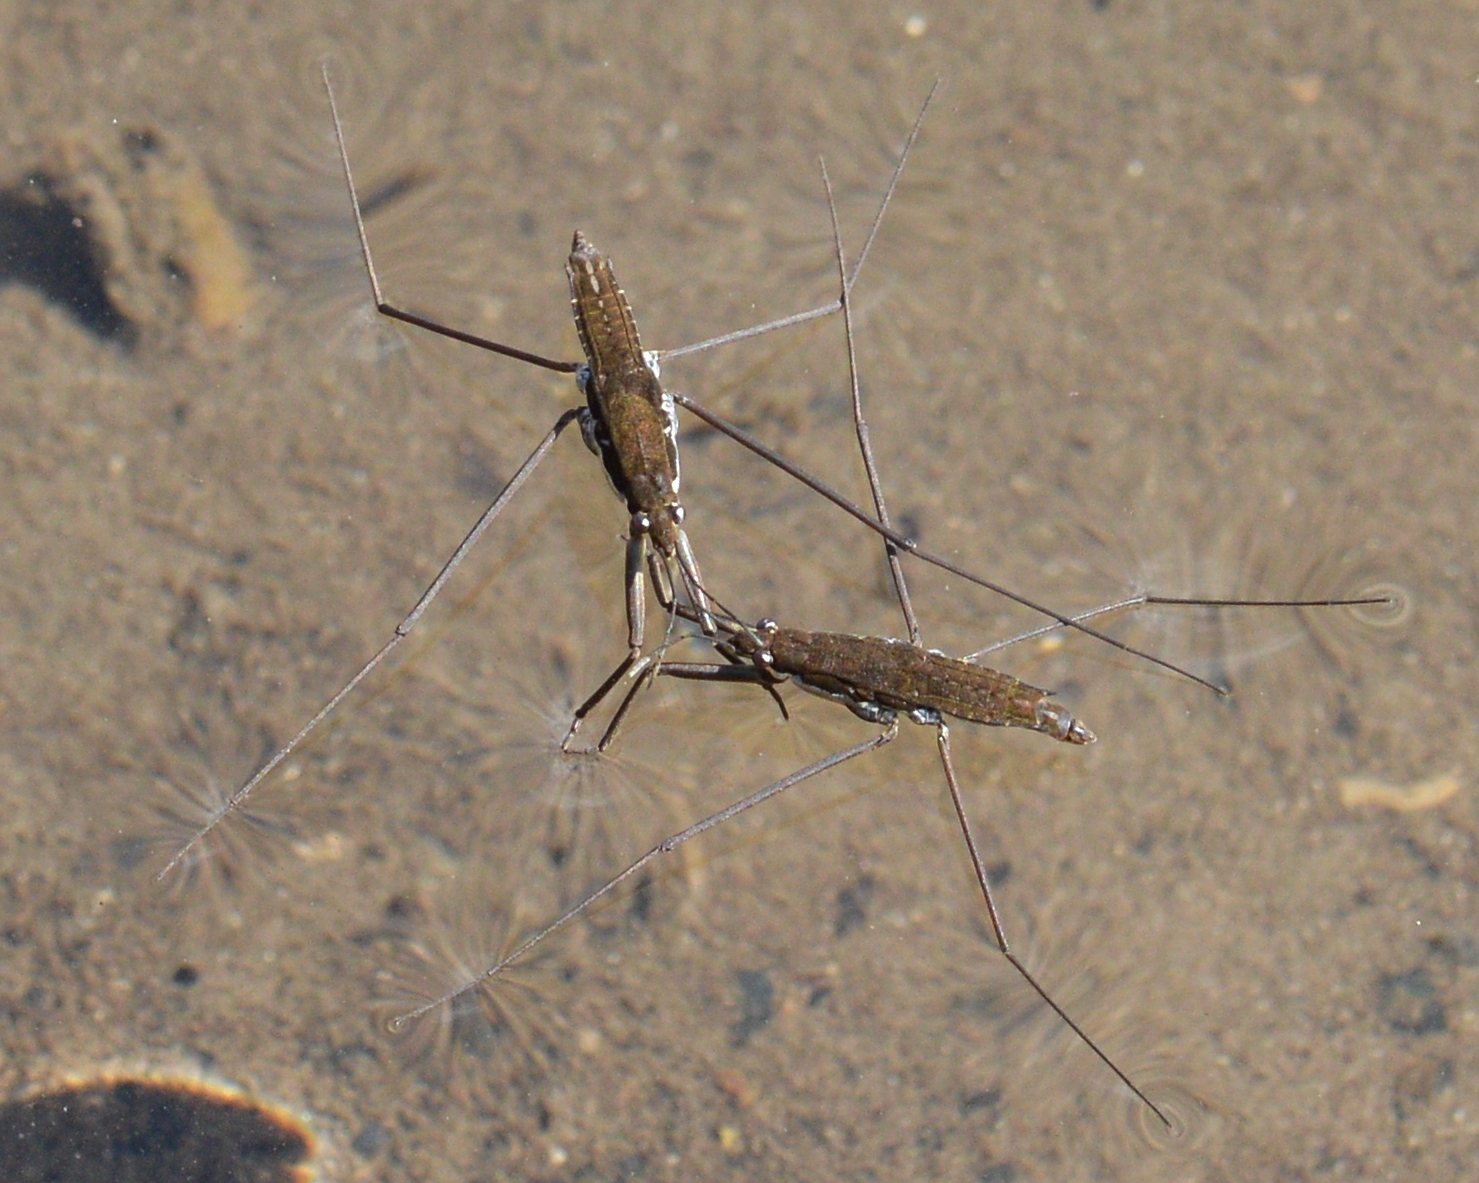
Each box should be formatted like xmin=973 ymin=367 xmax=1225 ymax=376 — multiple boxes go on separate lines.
xmin=1130 ymin=1077 xmax=1218 ymax=1155
xmin=1289 ymin=541 xmax=1415 ymax=675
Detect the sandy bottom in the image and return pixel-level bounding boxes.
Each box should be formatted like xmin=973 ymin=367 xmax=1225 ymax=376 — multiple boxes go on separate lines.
xmin=1 ymin=3 xmax=1477 ymax=1180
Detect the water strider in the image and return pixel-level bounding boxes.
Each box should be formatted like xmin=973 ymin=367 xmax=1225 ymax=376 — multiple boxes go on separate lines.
xmin=159 ymin=69 xmax=1258 ymax=879
xmin=391 ymin=171 xmax=1393 ymax=1130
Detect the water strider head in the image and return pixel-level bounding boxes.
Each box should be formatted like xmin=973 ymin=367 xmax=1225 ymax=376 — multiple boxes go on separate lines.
xmin=626 ymin=504 xmax=683 ymax=558
xmin=708 ymin=616 xmax=783 ymax=673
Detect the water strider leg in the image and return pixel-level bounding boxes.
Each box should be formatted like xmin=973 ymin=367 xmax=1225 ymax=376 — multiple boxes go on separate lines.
xmin=820 ymin=157 xmax=920 ymax=647
xmin=390 ymin=723 xmax=899 ymax=1031
xmin=559 ymin=646 xmax=642 ymax=753
xmin=672 ymin=524 xmax=714 ymax=637
xmin=559 ymin=525 xmax=682 ymax=752
xmin=324 ymin=64 xmax=580 ymax=376
xmin=932 ymin=720 xmax=1171 ymax=1125
xmin=822 ymin=169 xmax=1172 ymax=1125
xmin=661 ymin=656 xmax=792 ymax=723
xmin=157 ymin=407 xmax=583 ymax=879
xmin=564 ymin=554 xmax=716 ymax=753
